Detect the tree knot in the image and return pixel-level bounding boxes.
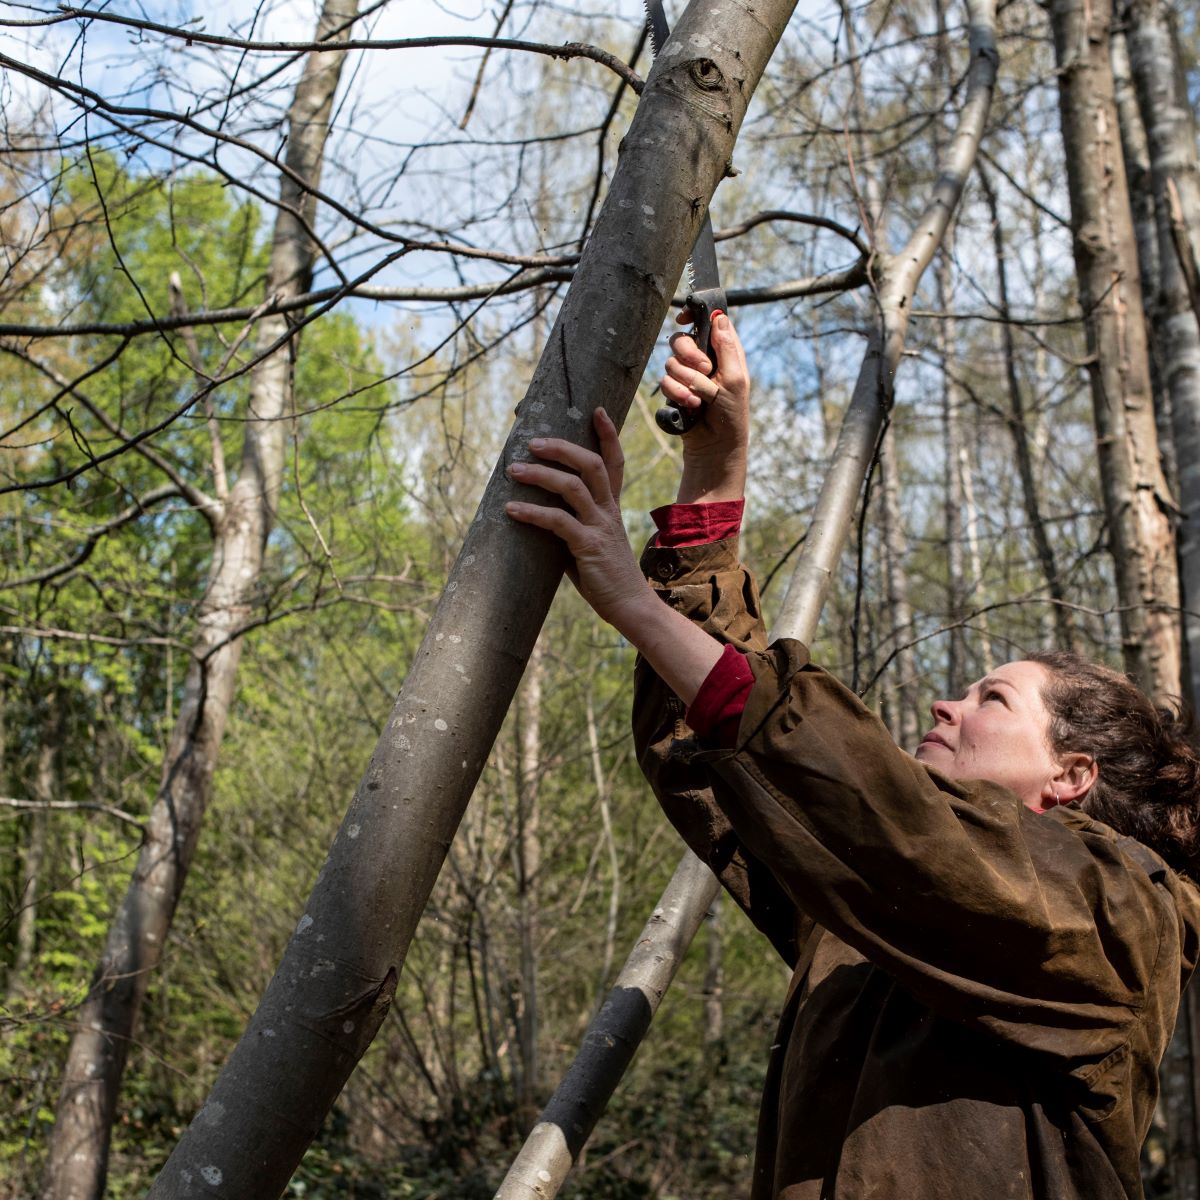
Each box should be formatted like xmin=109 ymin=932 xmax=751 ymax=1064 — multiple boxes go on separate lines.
xmin=688 ymin=58 xmax=724 ymax=92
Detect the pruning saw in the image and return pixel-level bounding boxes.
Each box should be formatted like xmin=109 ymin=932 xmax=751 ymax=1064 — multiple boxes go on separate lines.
xmin=644 ymin=0 xmax=728 ymax=436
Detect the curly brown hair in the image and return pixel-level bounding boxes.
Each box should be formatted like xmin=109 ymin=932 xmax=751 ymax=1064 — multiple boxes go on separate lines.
xmin=1027 ymin=650 xmax=1200 ymax=879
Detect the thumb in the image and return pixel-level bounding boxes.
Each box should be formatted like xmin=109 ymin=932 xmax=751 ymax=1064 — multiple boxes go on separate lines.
xmin=710 ymin=310 xmax=737 ymax=352
xmin=710 ymin=311 xmax=747 ymax=385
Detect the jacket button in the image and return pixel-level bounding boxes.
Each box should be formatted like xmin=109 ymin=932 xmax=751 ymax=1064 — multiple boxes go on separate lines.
xmin=657 ymin=564 xmax=672 ymax=578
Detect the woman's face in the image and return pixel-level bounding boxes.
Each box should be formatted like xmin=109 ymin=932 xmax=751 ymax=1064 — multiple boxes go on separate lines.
xmin=913 ymin=660 xmax=1064 ymax=810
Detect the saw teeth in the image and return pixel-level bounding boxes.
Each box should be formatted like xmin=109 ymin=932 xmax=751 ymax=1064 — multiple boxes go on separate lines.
xmin=643 ymin=0 xmax=669 ymax=55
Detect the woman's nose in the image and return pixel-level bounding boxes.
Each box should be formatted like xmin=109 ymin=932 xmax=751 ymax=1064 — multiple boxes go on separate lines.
xmin=930 ymin=698 xmax=956 ymax=724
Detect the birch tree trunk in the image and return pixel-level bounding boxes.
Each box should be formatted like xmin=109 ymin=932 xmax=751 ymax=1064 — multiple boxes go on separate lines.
xmin=514 ymin=636 xmax=543 ymax=1125
xmin=1044 ymin=0 xmax=1181 ymax=700
xmin=1110 ymin=27 xmax=1174 ymax=483
xmin=959 ymin=433 xmax=992 ymax=672
xmin=878 ymin=423 xmax=921 ymax=751
xmin=702 ymin=895 xmax=724 ymax=1046
xmin=585 ymin=685 xmax=621 ymax=1006
xmin=938 ymin=244 xmax=969 ymax=693
xmin=1122 ymin=2 xmax=1200 ymax=1192
xmin=977 ymin=164 xmax=1076 ymax=650
xmin=39 ymin=5 xmax=360 ymax=1197
xmin=10 ymin=728 xmax=55 ymax=994
xmin=1125 ymin=0 xmax=1200 ymax=709
xmin=148 ymin=3 xmax=797 ymax=1195
xmin=497 ymin=3 xmax=998 ymax=1193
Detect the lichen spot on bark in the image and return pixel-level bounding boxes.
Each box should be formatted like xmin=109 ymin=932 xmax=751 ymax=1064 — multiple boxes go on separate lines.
xmin=348 ymin=823 xmax=361 ymax=839
xmin=200 ymin=1166 xmax=223 ymax=1186
xmin=435 ymin=719 xmax=449 ymax=731
xmin=296 ymin=913 xmax=314 ymax=936
xmin=199 ymin=1101 xmax=225 ymax=1126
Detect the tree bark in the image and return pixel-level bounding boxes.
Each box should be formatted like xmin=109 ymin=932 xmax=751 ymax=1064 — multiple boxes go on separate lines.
xmin=1124 ymin=0 xmax=1200 ymax=710
xmin=1044 ymin=0 xmax=1181 ymax=700
xmin=878 ymin=422 xmax=921 ymax=751
xmin=1110 ymin=28 xmax=1177 ymax=496
xmin=10 ymin=724 xmax=55 ymax=994
xmin=702 ymin=895 xmax=724 ymax=1046
xmin=514 ymin=635 xmax=543 ymax=1125
xmin=1122 ymin=1 xmax=1200 ymax=1192
xmin=585 ymin=685 xmax=621 ymax=1007
xmin=148 ymin=3 xmax=797 ymax=1195
xmin=39 ymin=5 xmax=360 ymax=1198
xmin=938 ymin=243 xmax=969 ymax=693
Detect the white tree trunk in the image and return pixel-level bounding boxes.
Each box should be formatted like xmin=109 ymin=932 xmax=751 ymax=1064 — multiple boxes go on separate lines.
xmin=1125 ymin=0 xmax=1200 ymax=709
xmin=39 ymin=5 xmax=360 ymax=1197
xmin=1046 ymin=0 xmax=1181 ymax=700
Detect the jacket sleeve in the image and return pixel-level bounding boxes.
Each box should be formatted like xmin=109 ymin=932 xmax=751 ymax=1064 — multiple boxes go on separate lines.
xmin=633 ymin=536 xmax=811 ymax=968
xmin=704 ymin=637 xmax=1178 ymax=1069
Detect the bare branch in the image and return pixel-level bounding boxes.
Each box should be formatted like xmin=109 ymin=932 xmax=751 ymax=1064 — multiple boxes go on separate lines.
xmin=0 ymin=246 xmax=870 ymax=342
xmin=460 ymin=0 xmax=516 ymax=129
xmin=0 ymin=625 xmax=185 ymax=649
xmin=0 ymin=798 xmax=144 ymax=833
xmin=714 ymin=209 xmax=869 ymax=255
xmin=2 ymin=341 xmax=222 ymax=523
xmin=15 ymin=11 xmax=648 ymax=91
xmin=0 ymin=484 xmax=181 ymax=591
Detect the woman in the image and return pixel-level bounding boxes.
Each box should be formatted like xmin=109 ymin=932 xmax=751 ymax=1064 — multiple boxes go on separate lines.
xmin=504 ymin=313 xmax=1200 ymax=1199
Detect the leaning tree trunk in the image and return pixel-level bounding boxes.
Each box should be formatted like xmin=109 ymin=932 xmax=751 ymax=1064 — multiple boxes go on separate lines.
xmin=496 ymin=2 xmax=998 ymax=1192
xmin=1044 ymin=0 xmax=1181 ymax=700
xmin=148 ymin=2 xmax=798 ymax=1195
xmin=39 ymin=5 xmax=360 ymax=1198
xmin=1125 ymin=0 xmax=1200 ymax=711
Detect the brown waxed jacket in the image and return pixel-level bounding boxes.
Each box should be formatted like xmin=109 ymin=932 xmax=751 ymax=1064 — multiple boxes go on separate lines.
xmin=632 ymin=536 xmax=1200 ymax=1200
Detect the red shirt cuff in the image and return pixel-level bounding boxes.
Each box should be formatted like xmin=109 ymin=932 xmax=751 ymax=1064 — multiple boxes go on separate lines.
xmin=650 ymin=499 xmax=744 ymax=548
xmin=685 ymin=644 xmax=754 ymax=747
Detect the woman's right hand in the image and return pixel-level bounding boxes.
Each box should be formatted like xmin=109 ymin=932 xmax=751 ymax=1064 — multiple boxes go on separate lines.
xmin=661 ymin=310 xmax=750 ymax=502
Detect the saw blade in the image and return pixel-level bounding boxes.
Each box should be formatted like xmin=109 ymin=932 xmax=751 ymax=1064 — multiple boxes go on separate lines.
xmin=643 ymin=0 xmax=670 ymax=56
xmin=688 ymin=213 xmax=721 ymax=293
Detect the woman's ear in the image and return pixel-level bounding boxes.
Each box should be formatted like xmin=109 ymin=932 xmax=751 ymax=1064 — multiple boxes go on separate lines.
xmin=1053 ymin=752 xmax=1098 ymax=805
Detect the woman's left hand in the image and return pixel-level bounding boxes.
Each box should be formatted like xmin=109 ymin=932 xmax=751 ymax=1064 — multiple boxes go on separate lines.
xmin=505 ymin=408 xmax=652 ymax=632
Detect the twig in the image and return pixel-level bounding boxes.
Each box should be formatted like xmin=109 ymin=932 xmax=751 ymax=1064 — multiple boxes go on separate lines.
xmin=460 ymin=0 xmax=516 ymax=129
xmin=0 ymin=797 xmax=144 ymax=831
xmin=0 ymin=485 xmax=181 ymax=591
